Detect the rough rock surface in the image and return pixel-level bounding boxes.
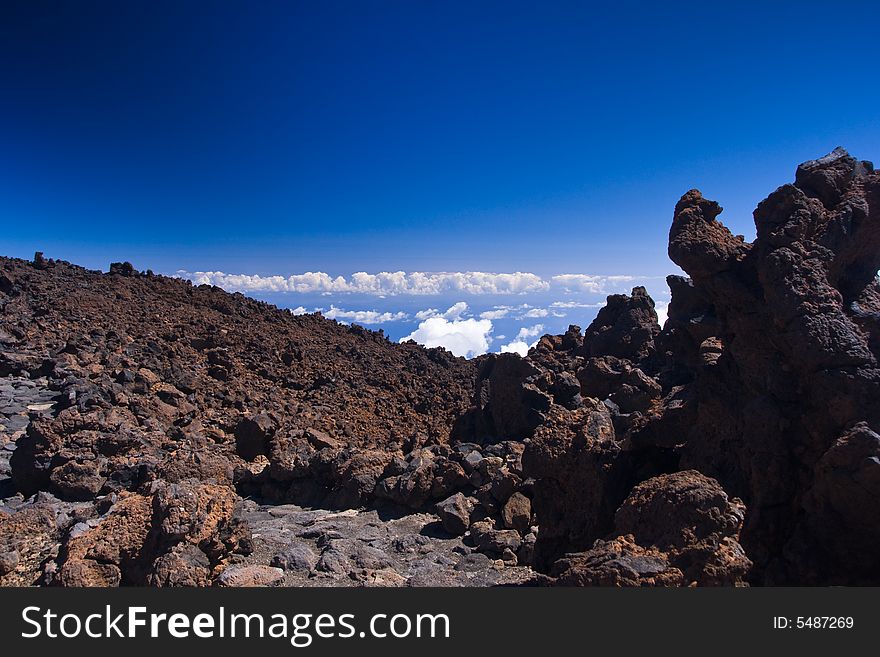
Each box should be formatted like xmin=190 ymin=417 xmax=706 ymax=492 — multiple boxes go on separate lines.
xmin=666 ymin=148 xmax=880 ymax=584
xmin=0 ymin=254 xmax=536 ymax=585
xmin=517 ymin=148 xmax=878 ymax=586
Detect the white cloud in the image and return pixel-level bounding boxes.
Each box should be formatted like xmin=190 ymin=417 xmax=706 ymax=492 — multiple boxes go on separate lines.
xmin=479 ymin=307 xmax=511 ymax=320
xmin=498 ymin=324 xmax=545 ymax=356
xmin=481 ymin=304 xmax=555 ymax=320
xmin=499 ymin=338 xmax=540 ymax=357
xmin=400 ymin=317 xmax=493 ymax=358
xmin=550 ymin=300 xmax=606 ymax=309
xmin=176 ymin=270 xmax=664 ymax=297
xmin=516 ymin=324 xmax=545 ymax=340
xmin=415 ymin=301 xmax=470 ymax=321
xmin=289 ymin=306 xmax=309 ymax=315
xmin=321 ymin=306 xmax=408 ymax=325
xmin=500 ymin=340 xmax=531 ymax=357
xmin=179 ymin=270 xmax=549 ymax=296
xmin=550 ymin=274 xmax=646 ymax=294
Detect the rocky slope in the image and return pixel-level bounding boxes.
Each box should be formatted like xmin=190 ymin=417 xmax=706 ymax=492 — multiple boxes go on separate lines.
xmin=0 ymin=253 xmax=535 ymax=585
xmin=1 ymin=147 xmax=877 ymax=586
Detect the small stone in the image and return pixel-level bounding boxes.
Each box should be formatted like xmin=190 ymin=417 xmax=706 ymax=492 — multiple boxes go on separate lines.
xmin=215 ymin=564 xmax=284 ymax=587
xmin=501 ymin=547 xmax=518 ymax=565
xmin=305 ymin=428 xmax=342 ymax=450
xmin=454 ymin=552 xmax=491 ymax=572
xmin=462 ymin=450 xmax=483 ymax=472
xmin=356 ymin=569 xmax=406 ymax=586
xmin=517 ymin=531 xmax=537 ymax=566
xmin=271 ymin=543 xmax=318 ymax=572
xmin=470 ymin=520 xmax=522 ymax=556
xmin=49 ymin=460 xmax=106 ymax=501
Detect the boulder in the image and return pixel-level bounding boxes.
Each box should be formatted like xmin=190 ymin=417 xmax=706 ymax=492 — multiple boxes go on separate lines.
xmin=580 ymin=287 xmax=660 ymax=363
xmin=271 ymin=543 xmax=318 ymax=572
xmin=435 ymin=492 xmax=476 ymax=535
xmin=552 ymin=535 xmax=684 ymax=586
xmin=501 ymin=492 xmax=531 ymax=533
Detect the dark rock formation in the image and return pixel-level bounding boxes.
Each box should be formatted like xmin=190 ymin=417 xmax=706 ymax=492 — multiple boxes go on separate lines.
xmin=435 ymin=492 xmax=476 ymax=535
xmin=542 ymin=471 xmax=751 ymax=587
xmin=581 ymin=286 xmax=660 ymax=362
xmin=521 ymin=147 xmax=879 ymax=586
xmin=667 ymin=147 xmax=880 ymax=584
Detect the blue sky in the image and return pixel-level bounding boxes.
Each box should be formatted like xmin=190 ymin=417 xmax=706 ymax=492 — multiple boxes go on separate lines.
xmin=1 ymin=1 xmax=878 ymax=355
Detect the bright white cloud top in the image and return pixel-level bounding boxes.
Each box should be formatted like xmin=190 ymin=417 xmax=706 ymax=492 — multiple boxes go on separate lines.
xmin=399 ymin=317 xmax=493 ymax=358
xmin=499 ymin=340 xmax=530 ymax=357
xmin=550 ymin=274 xmax=653 ymax=293
xmin=516 ymin=324 xmax=545 ymax=339
xmin=498 ymin=324 xmax=545 ymax=357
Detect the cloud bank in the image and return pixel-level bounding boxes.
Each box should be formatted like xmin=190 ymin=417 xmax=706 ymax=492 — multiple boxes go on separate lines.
xmin=550 ymin=274 xmax=652 ymax=293
xmin=177 ymin=270 xmax=658 ymax=296
xmin=179 ymin=270 xmax=550 ymax=296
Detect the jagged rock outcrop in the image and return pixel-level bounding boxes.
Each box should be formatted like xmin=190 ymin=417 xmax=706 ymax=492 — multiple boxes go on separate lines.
xmin=580 ymin=286 xmax=660 ymax=362
xmin=666 ymin=147 xmax=879 ymax=584
xmin=522 ymin=147 xmax=879 ymax=586
xmin=452 ymin=353 xmax=553 ymax=442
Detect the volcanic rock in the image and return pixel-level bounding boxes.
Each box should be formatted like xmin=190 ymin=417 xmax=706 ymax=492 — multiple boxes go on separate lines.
xmin=271 ymin=543 xmax=318 ymax=572
xmin=435 ymin=492 xmax=476 ymax=535
xmin=667 ymin=147 xmax=880 ymax=584
xmin=581 ymin=286 xmax=660 ymax=363
xmin=501 ymin=492 xmax=531 ymax=533
xmin=235 ymin=413 xmax=275 ymax=461
xmin=216 ymin=564 xmax=283 ymax=587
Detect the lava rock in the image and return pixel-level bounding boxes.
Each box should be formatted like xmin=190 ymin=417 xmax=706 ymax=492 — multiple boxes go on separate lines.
xmin=235 ymin=413 xmax=275 ymax=461
xmin=501 ymin=492 xmax=531 ymax=533
xmin=435 ymin=492 xmax=476 ymax=535
xmin=216 ymin=564 xmax=283 ymax=587
xmin=271 ymin=543 xmax=318 ymax=572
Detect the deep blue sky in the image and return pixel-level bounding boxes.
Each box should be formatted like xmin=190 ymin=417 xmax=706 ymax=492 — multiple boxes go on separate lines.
xmin=1 ymin=0 xmax=878 ymax=279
